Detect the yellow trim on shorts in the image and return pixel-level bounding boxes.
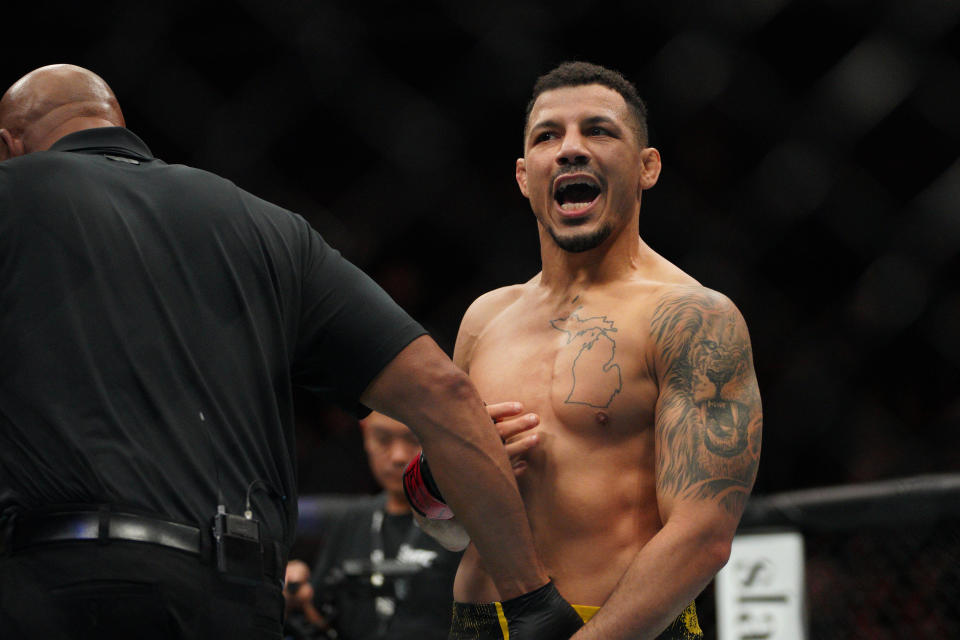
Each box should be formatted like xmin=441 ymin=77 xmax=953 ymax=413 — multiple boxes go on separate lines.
xmin=681 ymin=601 xmax=702 ymax=635
xmin=572 ymin=602 xmax=698 ymax=630
xmin=494 ymin=601 xmax=510 ymax=639
xmin=491 ymin=601 xmax=694 ymax=636
xmin=573 ymin=604 xmax=600 ymax=622
xmin=492 ymin=603 xmax=598 ymax=637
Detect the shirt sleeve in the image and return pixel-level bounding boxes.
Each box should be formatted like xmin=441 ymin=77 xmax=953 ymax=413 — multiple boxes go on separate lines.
xmin=291 ymin=223 xmax=427 ymax=415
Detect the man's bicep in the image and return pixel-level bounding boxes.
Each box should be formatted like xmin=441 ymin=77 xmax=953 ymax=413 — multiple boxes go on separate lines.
xmin=651 ymin=288 xmax=762 ymax=522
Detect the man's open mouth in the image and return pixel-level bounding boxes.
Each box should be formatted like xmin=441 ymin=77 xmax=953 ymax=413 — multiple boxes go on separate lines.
xmin=554 ymin=177 xmax=601 ymax=212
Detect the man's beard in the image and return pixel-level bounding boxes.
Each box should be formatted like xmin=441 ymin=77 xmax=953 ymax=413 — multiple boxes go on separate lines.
xmin=547 ymin=222 xmax=613 ymax=253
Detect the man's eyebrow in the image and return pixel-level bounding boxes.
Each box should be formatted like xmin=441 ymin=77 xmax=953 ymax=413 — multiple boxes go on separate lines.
xmin=583 ymin=115 xmax=620 ymax=128
xmin=528 ymin=118 xmax=560 ymax=133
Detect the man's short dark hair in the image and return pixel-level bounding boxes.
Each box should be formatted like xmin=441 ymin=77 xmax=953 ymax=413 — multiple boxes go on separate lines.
xmin=524 ymin=61 xmax=649 ymax=148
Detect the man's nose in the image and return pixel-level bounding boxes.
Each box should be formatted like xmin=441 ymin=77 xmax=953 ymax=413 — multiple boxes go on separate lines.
xmin=556 ymin=132 xmax=590 ymax=166
xmin=391 ymin=442 xmax=418 ymax=465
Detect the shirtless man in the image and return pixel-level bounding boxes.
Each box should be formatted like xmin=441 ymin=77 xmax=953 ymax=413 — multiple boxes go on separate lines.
xmin=406 ymin=62 xmax=762 ymax=640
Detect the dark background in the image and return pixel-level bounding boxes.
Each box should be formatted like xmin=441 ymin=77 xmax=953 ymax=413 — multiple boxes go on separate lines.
xmin=5 ymin=0 xmax=958 ymax=502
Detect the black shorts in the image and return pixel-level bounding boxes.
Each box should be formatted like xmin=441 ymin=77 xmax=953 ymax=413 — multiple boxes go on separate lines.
xmin=448 ymin=599 xmax=701 ymax=639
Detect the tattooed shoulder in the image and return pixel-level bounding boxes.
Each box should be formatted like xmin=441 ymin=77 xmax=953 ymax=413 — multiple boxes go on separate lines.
xmin=650 ymin=286 xmax=762 ymax=516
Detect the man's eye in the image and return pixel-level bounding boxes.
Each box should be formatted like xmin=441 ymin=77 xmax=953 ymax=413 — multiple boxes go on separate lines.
xmin=534 ymin=131 xmax=556 ymax=143
xmin=588 ymin=127 xmax=610 ymax=136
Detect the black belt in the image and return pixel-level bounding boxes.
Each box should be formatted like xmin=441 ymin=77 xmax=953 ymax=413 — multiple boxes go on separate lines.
xmin=2 ymin=507 xmax=283 ymax=584
xmin=6 ymin=509 xmax=201 ymax=555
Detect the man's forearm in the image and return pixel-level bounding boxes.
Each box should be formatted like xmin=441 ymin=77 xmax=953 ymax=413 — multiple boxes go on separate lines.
xmin=360 ymin=336 xmax=548 ymax=598
xmin=571 ymin=517 xmax=731 ymax=640
xmin=415 ymin=375 xmax=547 ymax=599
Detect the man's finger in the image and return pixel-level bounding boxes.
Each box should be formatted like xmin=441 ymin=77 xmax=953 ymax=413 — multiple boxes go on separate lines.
xmin=504 ymin=433 xmax=539 ymax=460
xmin=496 ymin=413 xmax=540 ymax=441
xmin=485 ymin=401 xmax=525 ymax=422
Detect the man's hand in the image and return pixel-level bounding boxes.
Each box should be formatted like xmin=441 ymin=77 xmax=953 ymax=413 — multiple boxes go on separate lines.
xmin=283 ymin=560 xmax=328 ymax=628
xmin=284 ymin=559 xmax=313 ymax=614
xmin=487 ymin=401 xmax=541 ymax=476
xmin=412 ymin=402 xmax=541 ymax=551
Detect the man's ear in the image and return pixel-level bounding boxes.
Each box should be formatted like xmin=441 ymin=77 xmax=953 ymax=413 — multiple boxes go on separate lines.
xmin=516 ymin=157 xmax=529 ymax=198
xmin=638 ymin=147 xmax=662 ymax=191
xmin=0 ymin=130 xmax=10 ymax=161
xmin=0 ymin=129 xmax=25 ymax=161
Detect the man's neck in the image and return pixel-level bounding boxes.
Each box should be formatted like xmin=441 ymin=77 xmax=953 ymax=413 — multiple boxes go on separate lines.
xmin=537 ymin=224 xmax=645 ymax=295
xmin=29 ymin=117 xmax=118 ymax=152
xmin=385 ymin=492 xmax=412 ymax=516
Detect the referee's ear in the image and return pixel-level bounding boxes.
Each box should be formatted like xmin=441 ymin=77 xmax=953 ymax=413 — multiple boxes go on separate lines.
xmin=0 ymin=129 xmax=24 ymax=161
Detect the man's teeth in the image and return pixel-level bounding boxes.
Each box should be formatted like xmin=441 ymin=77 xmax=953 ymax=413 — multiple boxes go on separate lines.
xmin=555 ymin=179 xmax=601 ymax=210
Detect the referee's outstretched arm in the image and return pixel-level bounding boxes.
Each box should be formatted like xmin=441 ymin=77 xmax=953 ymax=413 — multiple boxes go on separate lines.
xmin=360 ymin=334 xmax=548 ymax=601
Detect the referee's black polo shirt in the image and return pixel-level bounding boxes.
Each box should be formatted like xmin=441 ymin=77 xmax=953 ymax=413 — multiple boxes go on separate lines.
xmin=0 ymin=127 xmax=426 ymax=549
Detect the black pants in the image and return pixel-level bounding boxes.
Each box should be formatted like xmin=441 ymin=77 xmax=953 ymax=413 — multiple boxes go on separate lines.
xmin=0 ymin=541 xmax=284 ymax=639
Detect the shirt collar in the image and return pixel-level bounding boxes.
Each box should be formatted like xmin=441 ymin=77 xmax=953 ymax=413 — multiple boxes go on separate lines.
xmin=48 ymin=127 xmax=154 ymax=161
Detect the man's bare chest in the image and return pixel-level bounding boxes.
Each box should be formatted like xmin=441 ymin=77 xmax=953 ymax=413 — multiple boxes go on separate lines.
xmin=468 ymin=302 xmax=657 ymax=433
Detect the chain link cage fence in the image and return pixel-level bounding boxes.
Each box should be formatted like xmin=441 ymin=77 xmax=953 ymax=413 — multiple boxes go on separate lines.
xmin=697 ymin=474 xmax=960 ymax=639
xmin=300 ymin=476 xmax=960 ymax=639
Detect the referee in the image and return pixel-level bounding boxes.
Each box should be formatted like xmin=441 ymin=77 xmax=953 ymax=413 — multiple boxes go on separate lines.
xmin=0 ymin=64 xmax=580 ymax=639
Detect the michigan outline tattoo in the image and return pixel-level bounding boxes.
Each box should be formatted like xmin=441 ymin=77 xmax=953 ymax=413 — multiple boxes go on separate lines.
xmin=551 ymin=306 xmax=622 ymax=408
xmin=651 ymin=289 xmax=762 ymax=515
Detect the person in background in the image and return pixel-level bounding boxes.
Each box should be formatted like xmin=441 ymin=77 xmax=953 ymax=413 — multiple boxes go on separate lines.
xmin=284 ymin=412 xmax=461 ymax=640
xmin=283 ymin=560 xmax=329 ymax=639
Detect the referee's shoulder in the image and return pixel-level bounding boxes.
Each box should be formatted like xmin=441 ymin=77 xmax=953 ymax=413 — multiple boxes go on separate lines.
xmin=169 ymin=162 xmax=307 ymax=227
